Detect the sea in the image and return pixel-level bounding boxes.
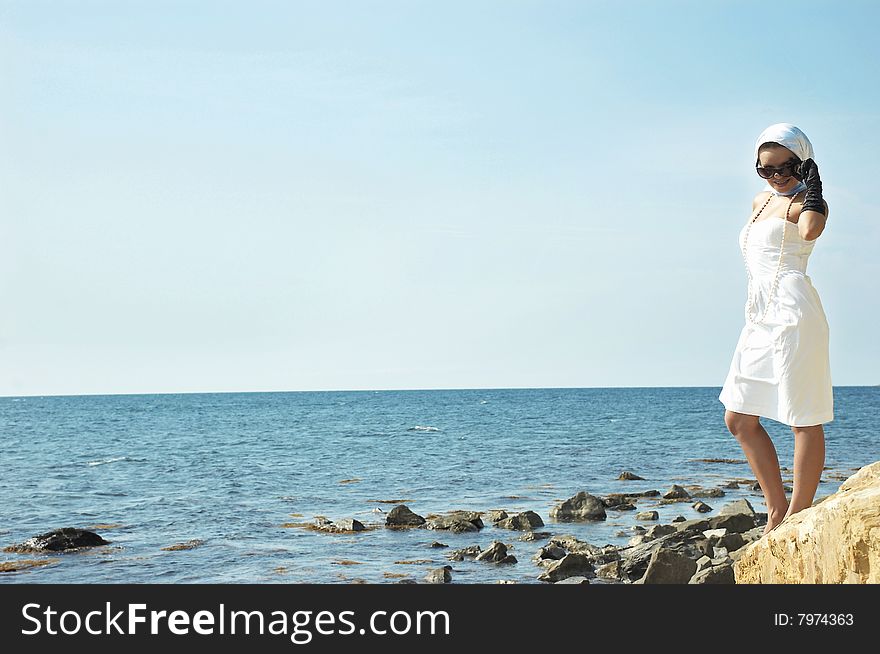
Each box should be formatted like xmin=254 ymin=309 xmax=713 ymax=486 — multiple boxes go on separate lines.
xmin=1 ymin=386 xmax=877 ymax=584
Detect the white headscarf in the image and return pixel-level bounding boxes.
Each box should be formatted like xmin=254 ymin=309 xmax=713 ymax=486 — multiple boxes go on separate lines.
xmin=754 ymin=123 xmax=815 ymax=196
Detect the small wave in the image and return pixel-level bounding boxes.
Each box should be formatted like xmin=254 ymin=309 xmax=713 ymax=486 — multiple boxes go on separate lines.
xmin=407 ymin=425 xmax=440 ymax=432
xmin=479 ymin=400 xmax=488 ymax=404
xmin=87 ymin=456 xmax=129 ymax=467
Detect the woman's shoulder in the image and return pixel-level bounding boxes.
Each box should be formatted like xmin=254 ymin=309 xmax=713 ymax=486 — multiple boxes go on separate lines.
xmin=752 ymin=190 xmax=772 ymax=209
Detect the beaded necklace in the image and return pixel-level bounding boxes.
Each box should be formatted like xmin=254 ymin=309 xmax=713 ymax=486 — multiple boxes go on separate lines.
xmin=741 ymin=191 xmax=799 ymax=325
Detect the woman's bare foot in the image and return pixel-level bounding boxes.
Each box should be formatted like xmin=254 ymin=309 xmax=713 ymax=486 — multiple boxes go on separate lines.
xmin=763 ymin=509 xmax=787 ymax=535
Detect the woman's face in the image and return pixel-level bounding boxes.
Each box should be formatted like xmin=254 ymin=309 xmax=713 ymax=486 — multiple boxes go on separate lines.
xmin=758 ymin=145 xmax=801 ymax=194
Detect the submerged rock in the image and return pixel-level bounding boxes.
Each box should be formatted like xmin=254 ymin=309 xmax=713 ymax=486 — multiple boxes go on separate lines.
xmin=602 ymin=494 xmax=639 ymax=512
xmin=161 ymin=539 xmax=205 ymax=551
xmin=426 ymin=511 xmax=484 ymax=533
xmin=518 ymin=531 xmax=551 ymax=542
xmin=447 ymin=545 xmax=482 ymax=562
xmin=692 ymin=488 xmax=725 ymax=498
xmin=624 ymin=490 xmax=661 ymax=498
xmin=4 ymin=528 xmax=110 ymax=554
xmin=0 ymin=558 xmax=60 ymax=573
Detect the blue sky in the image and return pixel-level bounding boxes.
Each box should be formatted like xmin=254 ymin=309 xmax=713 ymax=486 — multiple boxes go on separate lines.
xmin=1 ymin=0 xmax=878 ymax=396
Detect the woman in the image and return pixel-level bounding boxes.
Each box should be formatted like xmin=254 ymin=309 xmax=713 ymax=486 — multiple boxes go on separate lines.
xmin=719 ymin=122 xmax=832 ymax=536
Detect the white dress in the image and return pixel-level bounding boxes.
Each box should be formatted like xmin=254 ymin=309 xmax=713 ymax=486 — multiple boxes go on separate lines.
xmin=719 ymin=214 xmax=833 ymax=426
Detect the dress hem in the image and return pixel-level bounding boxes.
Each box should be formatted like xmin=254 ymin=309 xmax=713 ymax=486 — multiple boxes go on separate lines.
xmin=719 ymin=397 xmax=833 ymax=427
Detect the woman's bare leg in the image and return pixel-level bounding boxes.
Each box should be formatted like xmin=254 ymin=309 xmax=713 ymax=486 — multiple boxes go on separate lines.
xmin=784 ymin=424 xmax=825 ymax=518
xmin=724 ymin=410 xmax=789 ymax=534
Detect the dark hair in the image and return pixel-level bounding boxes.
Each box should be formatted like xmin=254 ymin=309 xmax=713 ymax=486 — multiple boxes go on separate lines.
xmin=756 ymin=141 xmax=800 ymax=166
xmin=757 ymin=141 xmax=789 ymax=155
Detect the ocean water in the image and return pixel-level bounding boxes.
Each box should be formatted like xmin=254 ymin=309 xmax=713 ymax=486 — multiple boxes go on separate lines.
xmin=1 ymin=386 xmax=877 ymax=584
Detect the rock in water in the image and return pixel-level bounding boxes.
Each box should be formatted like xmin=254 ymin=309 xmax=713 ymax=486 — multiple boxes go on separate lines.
xmin=475 ymin=541 xmax=517 ymax=564
xmin=385 ymin=505 xmax=426 ymax=527
xmin=494 ymin=511 xmax=544 ymax=531
xmin=425 ymin=511 xmax=484 ymax=533
xmin=692 ymin=488 xmax=725 ymax=498
xmin=547 ymin=534 xmax=603 ymax=556
xmin=518 ymin=531 xmax=551 ymax=542
xmin=617 ymin=471 xmax=645 ymax=481
xmin=533 ymin=544 xmax=567 ymax=562
xmin=735 ymin=461 xmax=880 ymax=583
xmin=550 ymin=492 xmax=607 ymax=521
xmin=424 ymin=566 xmax=452 ymax=584
xmin=662 ymin=484 xmax=691 ymax=500
xmin=447 ymin=545 xmax=482 ymax=562
xmin=5 ymin=528 xmax=109 ymax=553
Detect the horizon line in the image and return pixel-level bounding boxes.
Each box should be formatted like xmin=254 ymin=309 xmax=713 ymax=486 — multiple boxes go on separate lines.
xmin=1 ymin=383 xmax=876 ymax=400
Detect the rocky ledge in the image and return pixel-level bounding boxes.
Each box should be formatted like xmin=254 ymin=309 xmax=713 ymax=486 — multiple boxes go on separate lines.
xmin=734 ymin=461 xmax=880 ymax=583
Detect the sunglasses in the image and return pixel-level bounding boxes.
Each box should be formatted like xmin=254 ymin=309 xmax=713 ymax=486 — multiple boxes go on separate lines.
xmin=755 ymin=157 xmax=801 ymax=179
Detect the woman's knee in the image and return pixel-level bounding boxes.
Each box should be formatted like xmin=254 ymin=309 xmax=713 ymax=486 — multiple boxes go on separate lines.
xmin=724 ymin=410 xmax=758 ymax=436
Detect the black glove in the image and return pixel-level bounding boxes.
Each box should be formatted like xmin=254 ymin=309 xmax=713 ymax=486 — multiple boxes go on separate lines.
xmin=796 ymin=158 xmax=826 ymax=216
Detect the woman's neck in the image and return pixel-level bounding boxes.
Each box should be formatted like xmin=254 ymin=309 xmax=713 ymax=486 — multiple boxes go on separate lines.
xmin=768 ymin=180 xmax=807 ymax=196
